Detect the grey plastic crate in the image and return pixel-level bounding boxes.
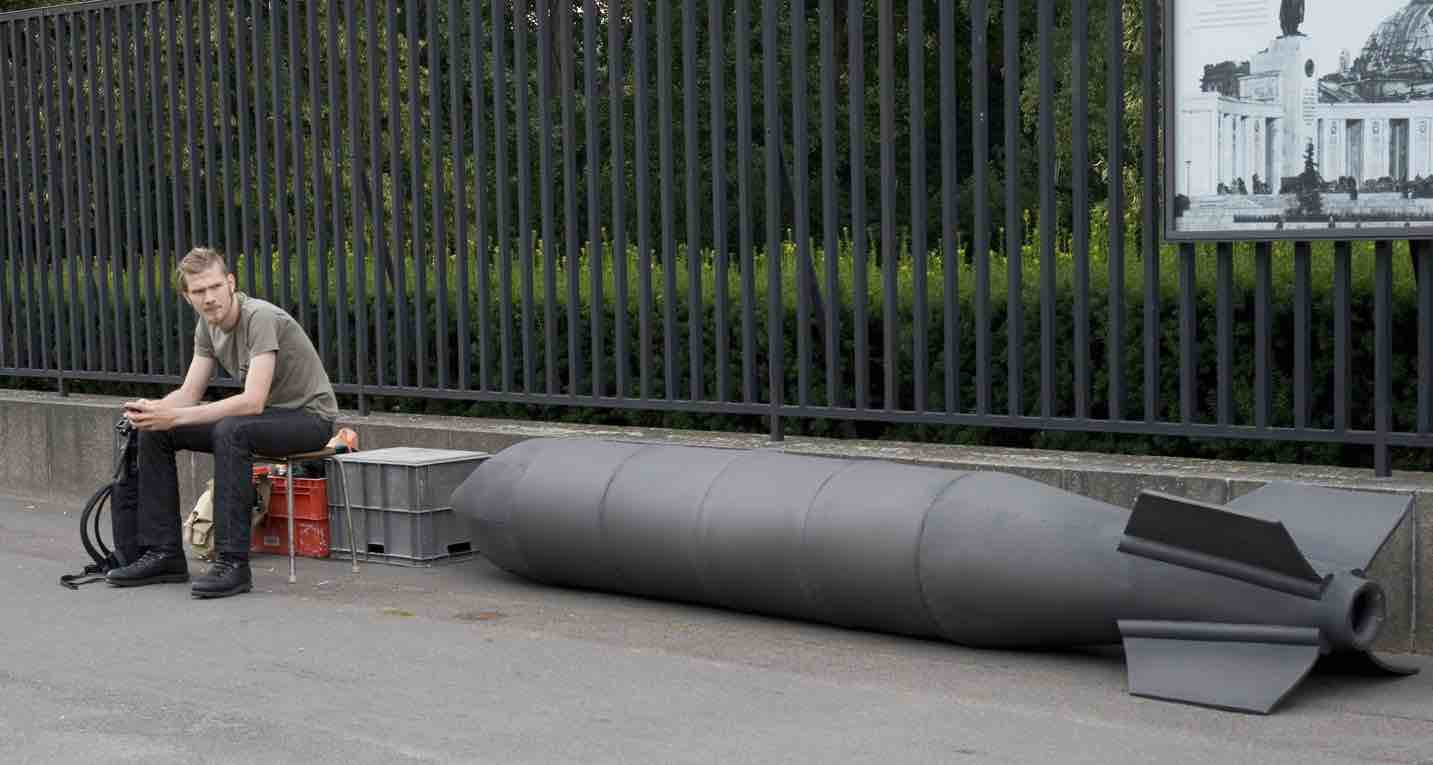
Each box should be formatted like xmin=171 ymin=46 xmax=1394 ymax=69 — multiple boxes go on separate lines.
xmin=328 ymin=447 xmax=488 ymax=514
xmin=328 ymin=504 xmax=474 ymax=566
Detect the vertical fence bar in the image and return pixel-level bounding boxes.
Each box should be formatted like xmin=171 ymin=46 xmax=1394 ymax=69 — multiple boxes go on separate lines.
xmin=405 ymin=0 xmax=423 ymax=389
xmin=940 ymin=0 xmax=958 ymax=414
xmin=470 ymin=0 xmax=486 ymax=391
xmin=612 ymin=1 xmax=629 ymax=399
xmin=492 ymin=0 xmax=511 ymax=393
xmin=972 ymin=0 xmax=989 ymax=414
xmin=280 ymin=0 xmax=296 ymax=315
xmin=0 ymin=19 xmax=8 ymax=369
xmin=511 ymin=4 xmax=546 ymax=395
xmin=331 ymin=0 xmax=348 ymax=383
xmin=52 ymin=13 xmax=75 ymax=373
xmin=0 ymin=22 xmax=16 ymax=369
xmin=793 ymin=0 xmax=810 ymax=407
xmin=712 ymin=0 xmax=729 ymax=403
xmin=1141 ymin=0 xmax=1159 ymax=423
xmin=91 ymin=10 xmax=114 ymax=372
xmin=57 ymin=14 xmax=79 ymax=374
xmin=348 ymin=0 xmax=368 ymax=404
xmin=849 ymin=0 xmax=866 ymax=410
xmin=42 ymin=15 xmax=64 ymax=380
xmin=202 ymin=0 xmax=217 ymax=247
xmin=1106 ymin=0 xmax=1124 ymax=421
xmin=659 ymin=0 xmax=676 ymax=399
xmin=1374 ymin=240 xmax=1392 ymax=476
xmin=289 ymin=0 xmax=306 ymax=340
xmin=538 ymin=0 xmax=556 ymax=394
xmin=1254 ymin=241 xmax=1271 ymax=428
xmin=385 ymin=0 xmax=403 ymax=386
xmin=1333 ymin=240 xmax=1351 ymax=431
xmin=20 ymin=17 xmax=40 ymax=371
xmin=27 ymin=16 xmax=46 ymax=373
xmin=135 ymin=6 xmax=156 ymax=375
xmin=429 ymin=0 xmax=447 ymax=390
xmin=879 ymin=0 xmax=895 ymax=410
xmin=27 ymin=16 xmax=45 ymax=371
xmin=562 ymin=3 xmax=579 ymax=394
xmin=1293 ymin=240 xmax=1311 ymax=430
xmin=1178 ymin=242 xmax=1196 ymax=423
xmin=12 ymin=20 xmax=28 ymax=369
xmin=151 ymin=3 xmax=170 ymax=372
xmin=585 ymin=0 xmax=603 ymax=397
xmin=117 ymin=10 xmax=137 ymax=371
xmin=369 ymin=0 xmax=386 ymax=389
xmin=1003 ymin=0 xmax=1021 ymax=416
xmin=1419 ymin=240 xmax=1432 ymax=433
xmin=183 ymin=0 xmax=197 ymax=249
xmin=909 ymin=0 xmax=926 ymax=413
xmin=163 ymin=0 xmax=179 ymax=372
xmin=450 ymin=0 xmax=468 ymax=391
xmin=102 ymin=11 xmax=120 ymax=372
xmin=765 ymin=0 xmax=783 ymax=436
xmin=256 ymin=0 xmax=272 ymax=304
xmin=307 ymin=0 xmax=327 ymax=371
xmin=685 ymin=0 xmax=703 ymax=402
xmin=634 ymin=0 xmax=651 ymax=399
xmin=738 ymin=0 xmax=755 ymax=403
xmin=1037 ymin=0 xmax=1054 ymax=418
xmin=1216 ymin=241 xmax=1233 ymax=426
xmin=1071 ymin=0 xmax=1089 ymax=419
xmin=219 ymin=2 xmax=236 ymax=269
xmin=236 ymin=0 xmax=252 ymax=293
xmin=819 ymin=0 xmax=838 ymax=407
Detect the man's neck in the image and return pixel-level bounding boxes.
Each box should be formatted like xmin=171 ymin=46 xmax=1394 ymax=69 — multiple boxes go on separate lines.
xmin=217 ymin=294 xmax=242 ymax=332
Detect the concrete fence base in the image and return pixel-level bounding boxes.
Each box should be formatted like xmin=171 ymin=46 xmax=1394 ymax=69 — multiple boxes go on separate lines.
xmin=3 ymin=388 xmax=1428 ymax=655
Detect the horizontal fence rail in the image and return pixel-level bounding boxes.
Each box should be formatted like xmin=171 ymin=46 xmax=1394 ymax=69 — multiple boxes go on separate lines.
xmin=0 ymin=0 xmax=1431 ymax=475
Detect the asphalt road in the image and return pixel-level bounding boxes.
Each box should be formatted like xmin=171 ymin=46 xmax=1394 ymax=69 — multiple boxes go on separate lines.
xmin=2 ymin=495 xmax=1432 ymax=765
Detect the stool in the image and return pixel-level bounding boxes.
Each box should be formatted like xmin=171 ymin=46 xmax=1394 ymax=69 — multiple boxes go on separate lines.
xmin=251 ymin=447 xmax=359 ymax=583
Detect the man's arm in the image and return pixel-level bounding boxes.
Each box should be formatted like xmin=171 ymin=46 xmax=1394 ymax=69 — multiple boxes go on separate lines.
xmin=159 ymin=355 xmax=216 ymax=408
xmin=127 ymin=352 xmax=276 ymax=430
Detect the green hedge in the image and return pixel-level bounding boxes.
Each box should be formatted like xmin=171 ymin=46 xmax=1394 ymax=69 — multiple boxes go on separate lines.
xmin=4 ymin=216 xmax=1429 ymax=470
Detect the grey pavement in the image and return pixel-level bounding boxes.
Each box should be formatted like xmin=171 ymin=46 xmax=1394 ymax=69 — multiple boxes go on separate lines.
xmin=2 ymin=495 xmax=1432 ymax=765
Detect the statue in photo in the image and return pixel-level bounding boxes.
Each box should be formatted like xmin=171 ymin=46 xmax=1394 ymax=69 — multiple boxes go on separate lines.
xmin=1280 ymin=0 xmax=1305 ymax=37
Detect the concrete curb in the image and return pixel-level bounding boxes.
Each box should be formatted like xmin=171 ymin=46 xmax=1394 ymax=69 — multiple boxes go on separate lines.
xmin=2 ymin=388 xmax=1428 ymax=654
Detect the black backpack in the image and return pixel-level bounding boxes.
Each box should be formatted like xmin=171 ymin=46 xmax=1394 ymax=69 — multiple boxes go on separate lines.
xmin=60 ymin=416 xmax=142 ymax=589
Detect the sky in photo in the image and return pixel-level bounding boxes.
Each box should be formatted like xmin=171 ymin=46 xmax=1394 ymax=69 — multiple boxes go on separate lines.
xmin=1173 ymin=0 xmax=1416 ymax=96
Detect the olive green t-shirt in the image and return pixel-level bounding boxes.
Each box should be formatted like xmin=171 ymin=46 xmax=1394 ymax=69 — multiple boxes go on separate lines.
xmin=193 ymin=294 xmax=339 ymax=421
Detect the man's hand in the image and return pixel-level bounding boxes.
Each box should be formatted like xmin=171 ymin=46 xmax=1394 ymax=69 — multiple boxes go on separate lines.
xmin=124 ymin=399 xmax=181 ymax=432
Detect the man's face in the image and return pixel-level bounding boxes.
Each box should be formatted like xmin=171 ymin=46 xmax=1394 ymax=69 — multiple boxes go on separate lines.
xmin=184 ymin=264 xmax=237 ymax=327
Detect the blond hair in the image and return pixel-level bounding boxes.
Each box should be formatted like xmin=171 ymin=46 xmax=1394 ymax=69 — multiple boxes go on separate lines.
xmin=175 ymin=247 xmax=228 ymax=291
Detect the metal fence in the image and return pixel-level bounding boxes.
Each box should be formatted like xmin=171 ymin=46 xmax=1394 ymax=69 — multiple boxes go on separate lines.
xmin=0 ymin=0 xmax=1430 ymax=476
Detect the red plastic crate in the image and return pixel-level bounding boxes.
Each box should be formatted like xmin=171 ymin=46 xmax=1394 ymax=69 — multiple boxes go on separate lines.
xmin=252 ymin=467 xmax=329 ymax=521
xmin=251 ymin=513 xmax=331 ymax=558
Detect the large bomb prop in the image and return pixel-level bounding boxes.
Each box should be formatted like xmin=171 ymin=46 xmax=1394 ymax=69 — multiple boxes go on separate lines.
xmin=451 ymin=438 xmax=1417 ymax=713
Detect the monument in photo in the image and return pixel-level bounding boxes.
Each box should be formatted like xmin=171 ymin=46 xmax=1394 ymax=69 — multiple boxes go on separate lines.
xmin=1167 ymin=0 xmax=1433 ymax=238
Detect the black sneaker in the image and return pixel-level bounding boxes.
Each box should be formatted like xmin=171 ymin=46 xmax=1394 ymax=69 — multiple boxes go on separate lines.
xmin=106 ymin=549 xmax=190 ymax=587
xmin=191 ymin=556 xmax=253 ymax=599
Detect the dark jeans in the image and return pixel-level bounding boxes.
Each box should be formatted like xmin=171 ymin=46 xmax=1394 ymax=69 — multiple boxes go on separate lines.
xmin=136 ymin=408 xmax=333 ymax=556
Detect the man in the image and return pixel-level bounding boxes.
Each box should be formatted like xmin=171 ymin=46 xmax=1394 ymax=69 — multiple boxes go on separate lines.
xmin=108 ymin=247 xmax=338 ymax=598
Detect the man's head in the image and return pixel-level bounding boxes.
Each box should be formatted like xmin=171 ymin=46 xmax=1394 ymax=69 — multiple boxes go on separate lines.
xmin=177 ymin=247 xmax=239 ymax=329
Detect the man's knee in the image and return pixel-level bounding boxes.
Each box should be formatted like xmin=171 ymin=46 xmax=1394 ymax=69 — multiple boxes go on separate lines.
xmin=137 ymin=428 xmax=174 ymax=454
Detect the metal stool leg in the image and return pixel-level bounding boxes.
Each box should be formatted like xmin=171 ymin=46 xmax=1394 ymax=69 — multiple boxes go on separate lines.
xmin=333 ymin=458 xmax=359 ymax=573
xmin=286 ymin=458 xmax=296 ymax=584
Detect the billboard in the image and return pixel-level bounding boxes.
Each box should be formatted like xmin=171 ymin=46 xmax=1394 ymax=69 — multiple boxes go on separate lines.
xmin=1164 ymin=0 xmax=1433 ymax=240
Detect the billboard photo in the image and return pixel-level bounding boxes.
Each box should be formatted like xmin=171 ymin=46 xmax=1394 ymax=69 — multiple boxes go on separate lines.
xmin=1165 ymin=0 xmax=1433 ymax=240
